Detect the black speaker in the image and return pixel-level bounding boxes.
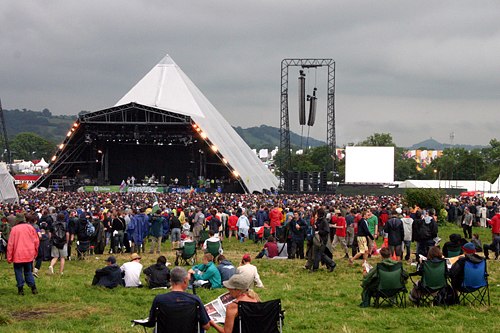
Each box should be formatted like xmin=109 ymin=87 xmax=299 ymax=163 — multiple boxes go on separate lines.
xmin=302 ymin=171 xmax=310 ymax=192
xmin=319 ymin=171 xmax=327 ymax=192
xmin=311 ymin=172 xmax=319 ymax=191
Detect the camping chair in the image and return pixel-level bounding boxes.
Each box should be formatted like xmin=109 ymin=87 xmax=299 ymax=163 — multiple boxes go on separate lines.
xmin=199 ymin=230 xmax=209 ymax=245
xmin=458 ymin=259 xmax=490 ymax=306
xmin=237 ymin=299 xmax=284 ymax=333
xmin=261 ymin=226 xmax=272 ymax=243
xmin=76 ymin=240 xmax=91 ymax=260
xmin=410 ymin=259 xmax=448 ymax=307
xmin=205 ymin=240 xmax=222 ymax=259
xmin=175 ymin=241 xmax=197 ymax=266
xmin=373 ymin=262 xmax=407 ymax=308
xmin=446 ymin=245 xmax=462 ymax=258
xmin=132 ymin=303 xmax=201 ymax=333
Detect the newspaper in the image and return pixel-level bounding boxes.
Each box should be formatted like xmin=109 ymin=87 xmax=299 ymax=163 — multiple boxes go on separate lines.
xmin=204 ymin=292 xmax=236 ymax=324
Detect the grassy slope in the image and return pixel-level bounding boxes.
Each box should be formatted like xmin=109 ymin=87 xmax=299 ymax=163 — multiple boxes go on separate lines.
xmin=0 ymin=223 xmax=498 ymax=333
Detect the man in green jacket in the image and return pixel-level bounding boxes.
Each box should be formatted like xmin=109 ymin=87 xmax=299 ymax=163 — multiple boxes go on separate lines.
xmin=188 ymin=253 xmax=222 ymax=289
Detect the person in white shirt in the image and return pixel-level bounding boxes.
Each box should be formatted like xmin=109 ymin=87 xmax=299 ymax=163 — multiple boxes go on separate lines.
xmin=202 ymin=230 xmax=222 ymax=254
xmin=236 ymin=254 xmax=264 ymax=288
xmin=120 ymin=253 xmax=143 ymax=287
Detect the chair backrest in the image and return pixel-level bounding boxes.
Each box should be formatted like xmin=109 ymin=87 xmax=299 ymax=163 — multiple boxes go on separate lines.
xmin=199 ymin=230 xmax=209 ymax=242
xmin=206 ymin=241 xmax=222 ymax=257
xmin=238 ymin=299 xmax=283 ymax=333
xmin=182 ymin=241 xmax=197 ymax=258
xmin=156 ymin=302 xmax=200 ymax=333
xmin=377 ymin=262 xmax=404 ymax=290
xmin=422 ymin=259 xmax=447 ymax=290
xmin=263 ymin=227 xmax=271 ymax=239
xmin=463 ymin=259 xmax=487 ymax=289
xmin=447 ymin=247 xmax=462 ymax=258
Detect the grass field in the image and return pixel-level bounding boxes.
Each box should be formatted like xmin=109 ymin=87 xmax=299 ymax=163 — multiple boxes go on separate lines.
xmin=0 ymin=223 xmax=498 ymax=332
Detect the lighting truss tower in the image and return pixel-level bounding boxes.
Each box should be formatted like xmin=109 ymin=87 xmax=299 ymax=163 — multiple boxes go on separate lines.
xmin=0 ymin=99 xmax=11 ymax=165
xmin=279 ymin=58 xmax=336 ymax=189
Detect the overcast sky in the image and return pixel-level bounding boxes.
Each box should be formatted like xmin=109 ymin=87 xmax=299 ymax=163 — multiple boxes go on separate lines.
xmin=1 ymin=1 xmax=499 ymax=147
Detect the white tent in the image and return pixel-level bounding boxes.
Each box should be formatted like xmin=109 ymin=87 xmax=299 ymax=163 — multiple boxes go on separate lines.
xmin=398 ymin=179 xmax=498 ymax=193
xmin=35 ymin=158 xmax=49 ymax=168
xmin=115 ymin=54 xmax=279 ymax=193
xmin=0 ymin=163 xmax=19 ymax=203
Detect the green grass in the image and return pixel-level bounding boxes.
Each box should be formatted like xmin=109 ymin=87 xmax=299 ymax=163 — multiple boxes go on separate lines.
xmin=0 ymin=223 xmax=499 ymax=332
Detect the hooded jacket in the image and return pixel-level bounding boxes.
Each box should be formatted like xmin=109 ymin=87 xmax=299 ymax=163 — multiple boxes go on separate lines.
xmin=144 ymin=263 xmax=170 ymax=288
xmin=7 ymin=222 xmax=39 ymax=263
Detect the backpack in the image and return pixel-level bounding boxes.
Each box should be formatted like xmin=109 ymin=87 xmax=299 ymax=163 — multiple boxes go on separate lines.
xmin=52 ymin=222 xmax=67 ymax=249
xmin=86 ymin=221 xmax=96 ymax=238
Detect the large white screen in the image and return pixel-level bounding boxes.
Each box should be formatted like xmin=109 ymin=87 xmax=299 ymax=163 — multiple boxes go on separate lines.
xmin=345 ymin=146 xmax=394 ymax=183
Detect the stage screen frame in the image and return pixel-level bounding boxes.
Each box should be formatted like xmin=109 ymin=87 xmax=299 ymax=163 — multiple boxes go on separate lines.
xmin=345 ymin=146 xmax=395 ymax=184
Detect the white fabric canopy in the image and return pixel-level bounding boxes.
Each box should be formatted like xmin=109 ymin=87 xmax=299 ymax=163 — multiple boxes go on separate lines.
xmin=35 ymin=158 xmax=49 ymax=168
xmin=115 ymin=54 xmax=279 ymax=193
xmin=0 ymin=163 xmax=19 ymax=203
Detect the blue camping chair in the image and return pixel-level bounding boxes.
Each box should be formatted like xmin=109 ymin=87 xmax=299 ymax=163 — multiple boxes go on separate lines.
xmin=458 ymin=259 xmax=490 ymax=306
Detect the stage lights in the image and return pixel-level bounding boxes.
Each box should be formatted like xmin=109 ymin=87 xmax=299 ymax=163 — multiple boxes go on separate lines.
xmin=59 ymin=144 xmax=64 ymax=150
xmin=211 ymin=145 xmax=218 ymax=152
xmin=51 ymin=156 xmax=57 ymax=162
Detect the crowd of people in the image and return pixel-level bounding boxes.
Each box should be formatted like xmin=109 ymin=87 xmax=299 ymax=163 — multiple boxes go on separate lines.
xmin=1 ymin=190 xmax=499 ymax=320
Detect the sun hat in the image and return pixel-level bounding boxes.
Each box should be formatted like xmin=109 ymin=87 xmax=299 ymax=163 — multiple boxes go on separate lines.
xmin=130 ymin=253 xmax=141 ymax=260
xmin=223 ymin=273 xmax=251 ymax=290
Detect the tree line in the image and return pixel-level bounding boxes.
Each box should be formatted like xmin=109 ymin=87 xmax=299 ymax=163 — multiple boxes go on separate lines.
xmin=275 ymin=133 xmax=500 ymax=183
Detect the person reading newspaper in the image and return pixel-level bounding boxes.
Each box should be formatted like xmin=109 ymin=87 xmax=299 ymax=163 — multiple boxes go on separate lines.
xmin=211 ymin=274 xmax=260 ymax=333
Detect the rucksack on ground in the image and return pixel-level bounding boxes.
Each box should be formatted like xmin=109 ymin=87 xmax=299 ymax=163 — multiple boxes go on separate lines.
xmin=52 ymin=222 xmax=67 ymax=249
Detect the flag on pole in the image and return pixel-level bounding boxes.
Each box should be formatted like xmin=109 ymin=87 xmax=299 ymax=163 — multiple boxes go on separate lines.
xmin=151 ymin=195 xmax=160 ymax=214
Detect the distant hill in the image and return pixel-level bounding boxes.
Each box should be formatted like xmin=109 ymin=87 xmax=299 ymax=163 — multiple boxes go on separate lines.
xmin=1 ymin=108 xmax=487 ymax=151
xmin=3 ymin=108 xmax=76 ymax=143
xmin=233 ymin=125 xmax=326 ymax=150
xmin=408 ymin=138 xmax=486 ymax=150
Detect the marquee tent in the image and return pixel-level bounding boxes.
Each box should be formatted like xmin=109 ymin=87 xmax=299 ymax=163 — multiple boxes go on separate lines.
xmin=0 ymin=163 xmax=19 ymax=203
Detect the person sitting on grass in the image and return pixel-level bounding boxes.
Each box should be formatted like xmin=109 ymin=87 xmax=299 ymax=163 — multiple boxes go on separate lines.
xmin=188 ymin=253 xmax=222 ymax=289
xmin=121 ymin=253 xmax=143 ymax=287
xmin=92 ymin=256 xmax=122 ymax=289
xmin=360 ymin=247 xmax=408 ymax=307
xmin=143 ymin=255 xmax=171 ymax=289
xmin=256 ymin=235 xmax=278 ymax=259
xmin=216 ymin=254 xmax=236 ymax=282
xmin=237 ymin=254 xmax=264 ymax=288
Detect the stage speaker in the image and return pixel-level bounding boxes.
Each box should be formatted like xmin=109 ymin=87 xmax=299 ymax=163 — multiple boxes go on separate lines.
xmin=298 ymin=71 xmax=306 ymax=125
xmin=319 ymin=171 xmax=327 ymax=192
xmin=311 ymin=172 xmax=319 ymax=191
xmin=302 ymin=171 xmax=310 ymax=192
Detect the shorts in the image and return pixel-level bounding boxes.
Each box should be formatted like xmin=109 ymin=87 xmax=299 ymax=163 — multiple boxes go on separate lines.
xmin=51 ymin=244 xmax=68 ymax=258
xmin=357 ymin=237 xmax=368 ymax=253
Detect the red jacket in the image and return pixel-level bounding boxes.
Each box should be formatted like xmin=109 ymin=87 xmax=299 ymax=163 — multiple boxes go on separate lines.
xmin=7 ymin=223 xmax=40 ymax=264
xmin=269 ymin=208 xmax=282 ymax=233
xmin=489 ymin=213 xmax=500 ymax=234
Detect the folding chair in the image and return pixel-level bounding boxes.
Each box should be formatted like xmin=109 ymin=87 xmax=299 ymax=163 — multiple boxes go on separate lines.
xmin=237 ymin=299 xmax=284 ymax=333
xmin=175 ymin=241 xmax=198 ymax=266
xmin=373 ymin=262 xmax=407 ymax=308
xmin=199 ymin=230 xmax=209 ymax=245
xmin=205 ymin=240 xmax=222 ymax=259
xmin=458 ymin=259 xmax=490 ymax=306
xmin=446 ymin=248 xmax=462 ymax=258
xmin=132 ymin=303 xmax=201 ymax=333
xmin=76 ymin=240 xmax=91 ymax=260
xmin=410 ymin=259 xmax=448 ymax=307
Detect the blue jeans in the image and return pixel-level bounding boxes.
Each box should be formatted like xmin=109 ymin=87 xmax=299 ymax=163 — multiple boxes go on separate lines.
xmin=13 ymin=262 xmax=36 ymax=288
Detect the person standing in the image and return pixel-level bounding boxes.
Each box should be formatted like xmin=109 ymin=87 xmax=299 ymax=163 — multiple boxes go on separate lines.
xmin=149 ymin=210 xmax=164 ymax=254
xmin=487 ymin=208 xmax=500 ymax=241
xmin=305 ymin=208 xmax=336 ymax=272
xmin=401 ymin=209 xmax=414 ymax=261
xmin=331 ymin=209 xmax=349 ymax=259
xmin=48 ymin=213 xmax=69 ymax=275
xmin=349 ymin=210 xmax=374 ymax=265
xmin=384 ymin=211 xmax=405 ymax=260
xmin=7 ymin=213 xmax=40 ymax=295
xmin=289 ymin=210 xmax=307 ymax=259
xmin=462 ymin=207 xmax=474 ymax=239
